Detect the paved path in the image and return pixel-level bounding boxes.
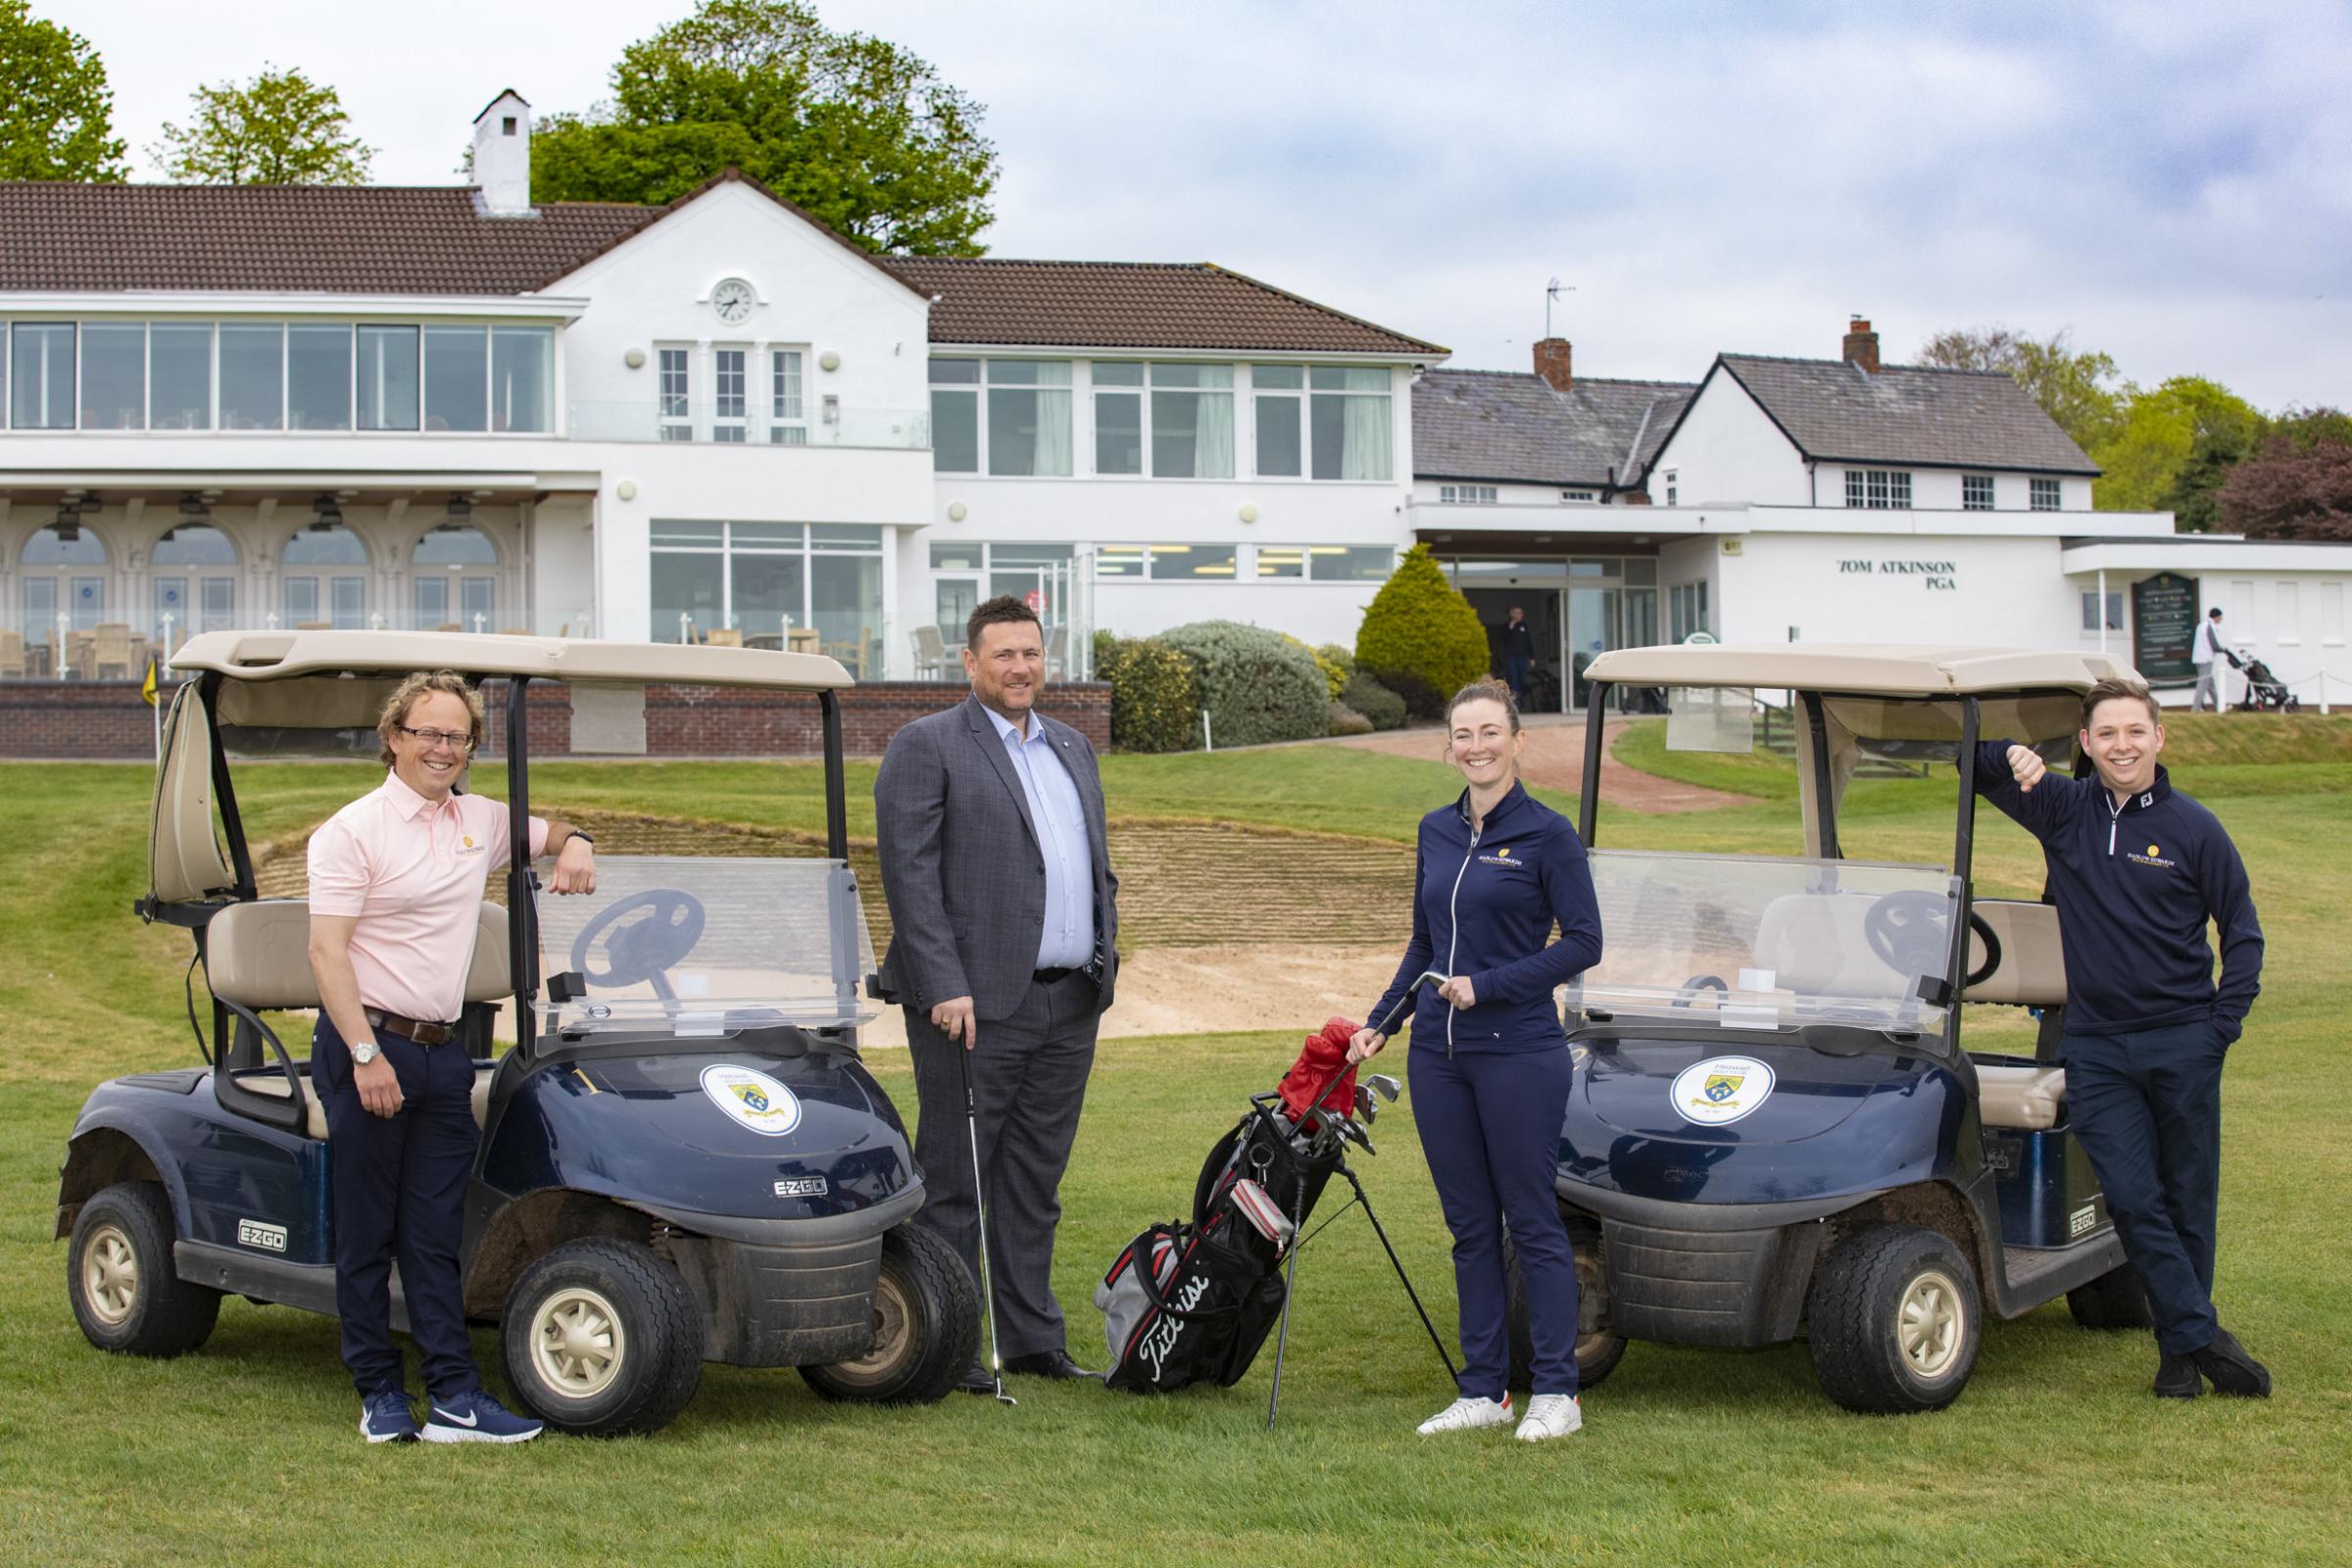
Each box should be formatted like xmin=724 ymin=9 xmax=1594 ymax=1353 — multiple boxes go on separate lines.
xmin=1332 ymin=715 xmax=1749 ymax=813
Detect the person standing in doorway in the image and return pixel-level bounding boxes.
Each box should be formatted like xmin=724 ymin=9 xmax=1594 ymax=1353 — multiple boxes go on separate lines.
xmin=874 ymin=595 xmax=1120 ymax=1389
xmin=1501 ymin=606 xmax=1535 ymax=704
xmin=1975 ymin=677 xmax=2269 ymax=1399
xmin=2191 ymin=607 xmax=2228 ymax=711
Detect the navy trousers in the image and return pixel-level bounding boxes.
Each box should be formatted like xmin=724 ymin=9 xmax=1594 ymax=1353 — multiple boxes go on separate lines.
xmin=1409 ymin=1044 xmax=1581 ymax=1399
xmin=2061 ymin=1020 xmax=2230 ymax=1356
xmin=311 ymin=1013 xmax=483 ymax=1400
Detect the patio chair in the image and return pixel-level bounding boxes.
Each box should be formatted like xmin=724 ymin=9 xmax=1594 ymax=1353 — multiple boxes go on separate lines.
xmin=0 ymin=630 xmax=24 ymax=680
xmin=910 ymin=623 xmax=950 ymax=679
xmin=93 ymin=623 xmax=136 ymax=679
xmin=1046 ymin=622 xmax=1070 ymax=679
xmin=708 ymin=628 xmax=745 ymax=648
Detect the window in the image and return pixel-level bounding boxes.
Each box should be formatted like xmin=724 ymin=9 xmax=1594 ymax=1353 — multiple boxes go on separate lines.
xmin=358 ymin=326 xmax=419 ymax=431
xmin=1843 ymin=468 xmax=1913 ymax=509
xmin=80 ymin=323 xmax=146 ymax=429
xmin=153 ymin=523 xmax=237 ymax=642
xmin=769 ymin=349 xmax=806 ymax=444
xmin=2031 ymin=477 xmax=2062 ymax=512
xmin=929 ymin=357 xmax=980 ymax=471
xmin=2080 ymin=590 xmax=2124 ymax=633
xmin=220 ymin=324 xmax=283 ymax=430
xmin=1561 ymin=490 xmax=1597 ymax=504
xmin=712 ymin=347 xmax=748 ymax=442
xmin=282 ymin=523 xmax=366 ymax=628
xmin=422 ymin=326 xmax=487 ymax=432
xmin=150 ymin=324 xmax=214 ymax=430
xmin=649 ymin=518 xmax=884 ymax=650
xmin=1664 ymin=470 xmax=1678 ymax=507
xmin=490 ymin=326 xmax=553 ymax=432
xmin=1439 ymin=484 xmax=1498 ymax=505
xmin=1094 ymin=362 xmax=1144 ymax=475
xmin=658 ymin=348 xmax=692 ymax=442
xmin=1252 ymin=366 xmax=1302 ymax=476
xmin=1669 ymin=581 xmax=1711 ymax=642
xmin=1962 ymin=473 xmax=1994 ymax=511
xmin=415 ymin=524 xmax=499 ymax=630
xmin=11 ymin=323 xmax=74 ymax=428
xmin=1152 ymin=364 xmax=1234 ymax=478
xmin=287 ymin=325 xmax=353 ymax=431
xmin=1307 ymin=545 xmax=1394 ymax=580
xmin=1253 ymin=545 xmax=1303 ymax=579
xmin=986 ymin=360 xmax=1072 ymax=476
xmin=1093 ymin=545 xmax=1146 ymax=578
xmin=1309 ymin=366 xmax=1390 ymax=480
xmin=1144 ymin=543 xmax=1238 ymax=579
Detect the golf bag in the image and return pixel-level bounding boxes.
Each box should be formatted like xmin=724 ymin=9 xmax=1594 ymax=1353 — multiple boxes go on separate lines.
xmin=2235 ymin=656 xmax=2300 ymax=712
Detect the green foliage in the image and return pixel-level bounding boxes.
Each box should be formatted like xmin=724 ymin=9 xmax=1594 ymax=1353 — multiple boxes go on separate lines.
xmin=1096 ymin=635 xmax=1200 ymax=754
xmin=2089 ymin=376 xmax=2268 ymax=528
xmin=1326 ymin=701 xmax=1373 ymax=737
xmin=1157 ymin=620 xmax=1328 ymax=748
xmin=533 ymin=0 xmax=997 ymax=255
xmin=1915 ymin=325 xmax=2124 ymax=454
xmin=1354 ymin=544 xmax=1490 ymax=717
xmin=1317 ymin=643 xmax=1355 ymax=680
xmin=151 ymin=65 xmax=372 ymax=185
xmin=1341 ymin=670 xmax=1406 ymax=731
xmin=1284 ymin=634 xmax=1348 ymax=700
xmin=0 ymin=0 xmax=125 ymax=180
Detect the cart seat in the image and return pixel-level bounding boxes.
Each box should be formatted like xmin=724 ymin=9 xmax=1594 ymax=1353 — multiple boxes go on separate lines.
xmin=238 ymin=1065 xmax=498 ymax=1139
xmin=1975 ymin=1063 xmax=2067 ymax=1130
xmin=1964 ymin=900 xmax=2069 ymax=1007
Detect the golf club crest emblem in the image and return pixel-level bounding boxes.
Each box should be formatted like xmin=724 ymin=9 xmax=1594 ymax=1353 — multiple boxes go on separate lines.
xmin=1670 ymin=1054 xmax=1775 ymax=1126
xmin=700 ymin=1064 xmax=802 ymax=1137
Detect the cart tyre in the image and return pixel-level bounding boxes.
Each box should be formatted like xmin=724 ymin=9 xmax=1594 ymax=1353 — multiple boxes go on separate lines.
xmin=2066 ymin=1263 xmax=2154 ymax=1330
xmin=801 ymin=1222 xmax=979 ymax=1405
xmin=502 ymin=1238 xmax=703 ymax=1438
xmin=1502 ymin=1224 xmax=1627 ymax=1395
xmin=69 ymin=1181 xmax=220 ymax=1357
xmin=1807 ymin=1223 xmax=1981 ymax=1414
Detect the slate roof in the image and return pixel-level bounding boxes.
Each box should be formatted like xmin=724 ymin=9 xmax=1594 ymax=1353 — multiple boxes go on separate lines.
xmin=1716 ymin=355 xmax=2100 ymax=474
xmin=878 ymin=257 xmax=1445 ymax=355
xmin=1411 ymin=368 xmax=1696 ymax=487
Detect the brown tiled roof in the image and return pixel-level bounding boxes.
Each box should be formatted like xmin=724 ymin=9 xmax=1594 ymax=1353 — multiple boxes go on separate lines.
xmin=0 ymin=182 xmax=662 ymax=294
xmin=879 ymin=257 xmax=1445 ymax=356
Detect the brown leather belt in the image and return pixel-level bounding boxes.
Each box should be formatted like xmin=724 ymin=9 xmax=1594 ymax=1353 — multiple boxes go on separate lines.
xmin=364 ymin=1006 xmax=456 ymax=1046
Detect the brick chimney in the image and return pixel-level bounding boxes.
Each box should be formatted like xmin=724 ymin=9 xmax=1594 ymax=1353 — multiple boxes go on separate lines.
xmin=1533 ymin=337 xmax=1573 ymax=392
xmin=1841 ymin=316 xmax=1881 ymax=374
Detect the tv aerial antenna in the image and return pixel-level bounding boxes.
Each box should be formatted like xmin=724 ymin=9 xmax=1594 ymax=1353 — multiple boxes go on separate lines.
xmin=1545 ymin=277 xmax=1576 ymax=339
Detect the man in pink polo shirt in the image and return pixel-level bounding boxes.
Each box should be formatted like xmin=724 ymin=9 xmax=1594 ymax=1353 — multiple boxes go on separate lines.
xmin=307 ymin=669 xmax=597 ymax=1444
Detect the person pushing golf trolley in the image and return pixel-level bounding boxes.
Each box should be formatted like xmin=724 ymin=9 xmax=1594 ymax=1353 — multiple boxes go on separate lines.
xmin=1349 ymin=678 xmax=1604 ymax=1443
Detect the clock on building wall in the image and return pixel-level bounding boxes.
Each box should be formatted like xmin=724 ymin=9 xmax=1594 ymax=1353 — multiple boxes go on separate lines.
xmin=711 ymin=277 xmax=757 ymax=325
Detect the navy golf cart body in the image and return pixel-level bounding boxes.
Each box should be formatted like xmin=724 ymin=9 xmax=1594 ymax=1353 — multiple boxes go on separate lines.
xmin=59 ymin=630 xmax=975 ymax=1435
xmin=1512 ymin=646 xmax=2153 ymax=1413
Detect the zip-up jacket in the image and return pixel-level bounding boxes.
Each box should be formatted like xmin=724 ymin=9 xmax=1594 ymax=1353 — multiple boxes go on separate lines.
xmin=1974 ymin=744 xmax=2262 ymax=1041
xmin=1365 ymin=781 xmax=1603 ymax=1054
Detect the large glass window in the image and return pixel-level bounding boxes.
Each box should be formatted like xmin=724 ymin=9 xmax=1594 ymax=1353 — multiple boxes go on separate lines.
xmin=650 ymin=519 xmax=883 ymax=652
xmin=358 ymin=325 xmax=419 ymax=431
xmin=282 ymin=522 xmax=366 ymax=628
xmin=770 ymin=349 xmax=806 ymax=444
xmin=986 ymin=360 xmax=1072 ymax=476
xmin=1151 ymin=364 xmax=1234 ymax=478
xmin=490 ymin=327 xmax=553 ymax=433
xmin=1093 ymin=363 xmax=1144 ymax=475
xmin=153 ymin=524 xmax=237 ymax=643
xmin=416 ymin=524 xmax=498 ymax=629
xmin=10 ymin=323 xmax=74 ymax=429
xmin=1252 ymin=365 xmax=1303 ymax=477
xmin=1144 ymin=542 xmax=1238 ymax=579
xmin=1308 ymin=367 xmax=1391 ymax=480
xmin=929 ymin=357 xmax=980 ymax=471
xmin=713 ymin=347 xmax=748 ymax=443
xmin=150 ymin=324 xmax=214 ymax=430
xmin=1308 ymin=545 xmax=1394 ymax=580
xmin=23 ymin=522 xmax=106 ymax=565
xmin=80 ymin=323 xmax=146 ymax=429
xmin=423 ymin=326 xmax=487 ymax=432
xmin=287 ymin=324 xmax=353 ymax=430
xmin=220 ymin=324 xmax=284 ymax=430
xmin=1844 ymin=468 xmax=1913 ymax=509
xmin=658 ymin=347 xmax=692 ymax=442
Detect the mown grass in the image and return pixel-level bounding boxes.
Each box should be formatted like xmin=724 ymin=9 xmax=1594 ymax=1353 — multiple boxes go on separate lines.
xmin=1 ymin=739 xmax=2347 ymax=1567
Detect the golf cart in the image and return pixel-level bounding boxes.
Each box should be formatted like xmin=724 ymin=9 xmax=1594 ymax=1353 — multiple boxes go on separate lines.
xmin=59 ymin=630 xmax=975 ymax=1436
xmin=1506 ymin=645 xmax=2152 ymax=1414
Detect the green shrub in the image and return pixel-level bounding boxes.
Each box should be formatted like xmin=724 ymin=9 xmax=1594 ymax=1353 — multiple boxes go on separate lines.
xmin=1327 ymin=701 xmax=1373 ymax=737
xmin=1101 ymin=635 xmax=1200 ymax=754
xmin=1317 ymin=643 xmax=1356 ymax=685
xmin=1091 ymin=628 xmax=1119 ymax=680
xmin=1283 ymin=634 xmax=1349 ymax=700
xmin=1356 ymin=543 xmax=1491 ymax=717
xmin=1342 ymin=670 xmax=1407 ymax=731
xmin=1158 ymin=619 xmax=1329 ymax=747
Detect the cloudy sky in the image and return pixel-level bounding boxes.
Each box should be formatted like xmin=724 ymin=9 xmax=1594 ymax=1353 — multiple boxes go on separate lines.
xmin=45 ymin=0 xmax=2352 ymax=409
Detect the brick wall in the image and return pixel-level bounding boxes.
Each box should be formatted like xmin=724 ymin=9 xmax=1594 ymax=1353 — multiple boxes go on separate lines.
xmin=0 ymin=678 xmax=1108 ymax=760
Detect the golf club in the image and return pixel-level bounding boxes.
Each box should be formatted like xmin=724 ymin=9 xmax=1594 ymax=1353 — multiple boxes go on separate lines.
xmin=1352 ymin=1085 xmax=1377 ymax=1124
xmin=1366 ymin=1074 xmax=1401 ymax=1102
xmin=952 ymin=1040 xmax=1016 ymax=1407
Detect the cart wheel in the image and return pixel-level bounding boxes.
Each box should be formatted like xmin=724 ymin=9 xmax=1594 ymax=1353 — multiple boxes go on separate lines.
xmin=802 ymin=1222 xmax=979 ymax=1405
xmin=1502 ymin=1225 xmax=1627 ymax=1395
xmin=2067 ymin=1263 xmax=2154 ymax=1330
xmin=1806 ymin=1223 xmax=1981 ymax=1414
xmin=501 ymin=1238 xmax=703 ymax=1438
xmin=68 ymin=1182 xmax=220 ymax=1357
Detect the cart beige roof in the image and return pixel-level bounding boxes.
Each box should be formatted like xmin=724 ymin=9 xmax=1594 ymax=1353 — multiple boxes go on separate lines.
xmin=1584 ymin=644 xmax=2138 ymax=697
xmin=168 ymin=628 xmax=852 ymax=690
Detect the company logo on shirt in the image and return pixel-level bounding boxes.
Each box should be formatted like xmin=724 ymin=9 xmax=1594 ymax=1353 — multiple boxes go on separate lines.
xmin=1476 ymin=845 xmax=1523 ymax=867
xmin=2127 ymin=841 xmax=2176 ymax=870
xmin=456 ymin=832 xmax=484 ymax=856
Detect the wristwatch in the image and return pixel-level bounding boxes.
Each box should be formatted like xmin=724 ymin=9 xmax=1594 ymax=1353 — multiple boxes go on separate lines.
xmin=351 ymin=1040 xmax=381 ymax=1066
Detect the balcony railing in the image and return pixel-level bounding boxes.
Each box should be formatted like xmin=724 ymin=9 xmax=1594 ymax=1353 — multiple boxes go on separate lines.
xmin=565 ymin=401 xmax=929 ymax=450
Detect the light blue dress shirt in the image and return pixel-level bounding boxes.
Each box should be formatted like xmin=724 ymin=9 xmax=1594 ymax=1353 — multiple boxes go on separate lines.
xmin=983 ymin=705 xmax=1097 ymax=970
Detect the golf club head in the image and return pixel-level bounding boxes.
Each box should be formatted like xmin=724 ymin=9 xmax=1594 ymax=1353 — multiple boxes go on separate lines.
xmin=1367 ymin=1073 xmax=1401 ymax=1103
xmin=1353 ymin=1085 xmax=1377 ymax=1123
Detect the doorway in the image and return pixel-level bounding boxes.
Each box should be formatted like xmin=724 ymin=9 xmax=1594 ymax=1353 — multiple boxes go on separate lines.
xmin=1462 ymin=587 xmax=1565 ymax=712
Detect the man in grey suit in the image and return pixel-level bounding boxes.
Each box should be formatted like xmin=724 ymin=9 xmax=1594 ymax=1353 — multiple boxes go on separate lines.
xmin=874 ymin=595 xmax=1118 ymax=1387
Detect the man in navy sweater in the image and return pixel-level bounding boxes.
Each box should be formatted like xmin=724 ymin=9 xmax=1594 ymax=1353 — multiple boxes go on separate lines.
xmin=1976 ymin=677 xmax=2268 ymax=1398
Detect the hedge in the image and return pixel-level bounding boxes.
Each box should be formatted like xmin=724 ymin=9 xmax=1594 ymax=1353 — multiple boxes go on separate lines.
xmin=1095 ymin=633 xmax=1200 ymax=753
xmin=1158 ymin=619 xmax=1329 ymax=748
xmin=1341 ymin=670 xmax=1407 ymax=731
xmin=1355 ymin=543 xmax=1490 ymax=717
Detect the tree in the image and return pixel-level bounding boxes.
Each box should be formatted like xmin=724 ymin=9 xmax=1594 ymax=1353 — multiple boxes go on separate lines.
xmin=1916 ymin=325 xmax=2125 ymax=455
xmin=2088 ymin=376 xmax=2267 ymax=527
xmin=0 ymin=0 xmax=126 ymax=180
xmin=534 ymin=0 xmax=997 ymax=254
xmin=2215 ymin=413 xmax=2352 ymax=541
xmin=151 ymin=66 xmax=372 ymax=185
xmin=1355 ymin=545 xmax=1491 ymax=718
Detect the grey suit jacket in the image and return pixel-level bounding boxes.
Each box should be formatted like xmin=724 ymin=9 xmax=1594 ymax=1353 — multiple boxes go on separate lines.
xmin=873 ymin=694 xmax=1119 ymax=1020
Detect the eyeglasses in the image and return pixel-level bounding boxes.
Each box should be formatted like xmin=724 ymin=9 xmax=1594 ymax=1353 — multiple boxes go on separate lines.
xmin=397 ymin=725 xmax=477 ymax=753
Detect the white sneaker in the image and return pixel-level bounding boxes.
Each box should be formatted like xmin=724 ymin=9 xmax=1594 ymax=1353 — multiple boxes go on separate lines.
xmin=1416 ymin=1395 xmax=1513 ymax=1434
xmin=1515 ymin=1393 xmax=1583 ymax=1442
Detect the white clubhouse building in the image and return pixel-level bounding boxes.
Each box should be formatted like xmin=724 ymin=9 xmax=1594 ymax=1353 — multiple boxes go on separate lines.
xmin=3 ymin=92 xmax=2345 ymax=711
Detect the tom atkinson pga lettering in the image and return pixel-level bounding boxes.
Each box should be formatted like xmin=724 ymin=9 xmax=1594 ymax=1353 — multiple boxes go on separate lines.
xmin=1838 ymin=559 xmax=1959 ymax=589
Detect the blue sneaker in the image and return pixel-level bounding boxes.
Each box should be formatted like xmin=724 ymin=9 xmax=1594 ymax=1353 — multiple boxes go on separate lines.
xmin=420 ymin=1389 xmax=544 ymax=1445
xmin=360 ymin=1390 xmax=419 ymax=1444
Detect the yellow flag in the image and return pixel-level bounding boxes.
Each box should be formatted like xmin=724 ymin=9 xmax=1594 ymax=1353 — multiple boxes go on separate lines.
xmin=141 ymin=654 xmax=160 ymax=708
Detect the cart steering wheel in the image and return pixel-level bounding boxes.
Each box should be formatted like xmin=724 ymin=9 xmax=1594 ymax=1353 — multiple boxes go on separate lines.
xmin=569 ymin=890 xmax=708 ymax=1003
xmin=1671 ymin=974 xmax=1729 ymax=1007
xmin=1863 ymin=892 xmax=2003 ymax=992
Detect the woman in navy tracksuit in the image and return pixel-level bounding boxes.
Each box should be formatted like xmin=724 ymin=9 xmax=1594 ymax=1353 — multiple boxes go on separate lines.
xmin=1351 ymin=680 xmax=1603 ymax=1442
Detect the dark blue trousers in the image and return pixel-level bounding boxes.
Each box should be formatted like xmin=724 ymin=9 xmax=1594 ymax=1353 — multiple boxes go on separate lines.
xmin=1409 ymin=1044 xmax=1580 ymax=1399
xmin=1504 ymin=657 xmax=1532 ymax=703
xmin=311 ymin=1014 xmax=483 ymax=1400
xmin=2061 ymin=1020 xmax=2230 ymax=1356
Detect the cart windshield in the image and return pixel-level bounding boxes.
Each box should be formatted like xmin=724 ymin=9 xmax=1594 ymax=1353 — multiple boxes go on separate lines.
xmin=1568 ymin=849 xmax=1964 ymax=1035
xmin=534 ymin=856 xmax=877 ymax=1036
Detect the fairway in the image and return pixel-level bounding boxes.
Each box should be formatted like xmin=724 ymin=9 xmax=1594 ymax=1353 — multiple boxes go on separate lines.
xmin=2 ymin=722 xmax=2347 ymax=1567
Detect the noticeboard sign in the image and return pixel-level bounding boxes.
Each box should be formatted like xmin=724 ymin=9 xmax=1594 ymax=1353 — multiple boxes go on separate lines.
xmin=2132 ymin=572 xmax=2199 ymax=687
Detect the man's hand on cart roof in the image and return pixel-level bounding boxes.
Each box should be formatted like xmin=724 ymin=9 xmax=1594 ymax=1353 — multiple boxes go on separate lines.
xmin=2006 ymin=744 xmax=2049 ymax=793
